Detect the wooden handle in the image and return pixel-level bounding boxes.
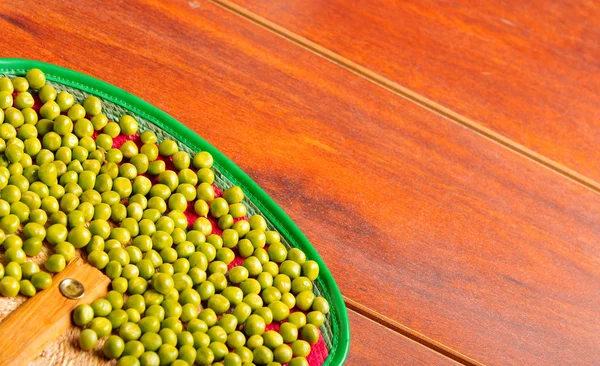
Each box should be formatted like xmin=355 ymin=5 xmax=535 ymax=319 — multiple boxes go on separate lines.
xmin=0 ymin=257 xmax=110 ymax=365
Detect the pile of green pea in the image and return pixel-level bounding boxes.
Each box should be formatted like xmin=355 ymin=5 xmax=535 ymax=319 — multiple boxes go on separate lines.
xmin=0 ymin=69 xmax=330 ymax=366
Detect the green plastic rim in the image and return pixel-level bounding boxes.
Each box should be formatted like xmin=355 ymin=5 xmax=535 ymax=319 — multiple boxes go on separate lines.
xmin=0 ymin=58 xmax=350 ymax=365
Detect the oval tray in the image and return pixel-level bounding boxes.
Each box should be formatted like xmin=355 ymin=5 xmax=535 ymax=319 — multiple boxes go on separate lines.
xmin=0 ymin=58 xmax=350 ymax=365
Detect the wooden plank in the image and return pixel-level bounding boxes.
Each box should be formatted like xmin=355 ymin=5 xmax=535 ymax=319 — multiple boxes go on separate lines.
xmin=227 ymin=0 xmax=600 ymax=185
xmin=347 ymin=311 xmax=456 ymax=365
xmin=0 ymin=258 xmax=109 ymax=365
xmin=1 ymin=0 xmax=600 ymax=364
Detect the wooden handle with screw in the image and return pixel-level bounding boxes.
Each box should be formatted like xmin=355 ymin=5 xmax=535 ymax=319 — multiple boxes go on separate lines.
xmin=0 ymin=257 xmax=109 ymax=365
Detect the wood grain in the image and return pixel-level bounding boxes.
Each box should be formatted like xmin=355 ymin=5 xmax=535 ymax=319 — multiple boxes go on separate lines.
xmin=0 ymin=258 xmax=109 ymax=365
xmin=228 ymin=0 xmax=600 ymax=184
xmin=346 ymin=311 xmax=457 ymax=366
xmin=0 ymin=0 xmax=600 ymax=364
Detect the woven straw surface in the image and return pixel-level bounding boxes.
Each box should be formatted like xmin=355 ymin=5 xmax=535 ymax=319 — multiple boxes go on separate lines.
xmin=0 ymin=75 xmax=336 ymax=365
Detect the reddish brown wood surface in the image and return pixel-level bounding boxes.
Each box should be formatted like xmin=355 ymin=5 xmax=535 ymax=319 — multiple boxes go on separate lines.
xmin=347 ymin=311 xmax=456 ymax=365
xmin=1 ymin=0 xmax=600 ymax=364
xmin=229 ymin=0 xmax=600 ymax=183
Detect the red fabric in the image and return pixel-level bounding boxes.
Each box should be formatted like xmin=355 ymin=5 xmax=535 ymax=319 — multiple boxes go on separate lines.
xmin=111 ymin=133 xmax=329 ymax=364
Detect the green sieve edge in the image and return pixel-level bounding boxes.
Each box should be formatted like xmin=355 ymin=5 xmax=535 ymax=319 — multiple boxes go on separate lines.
xmin=0 ymin=58 xmax=350 ymax=366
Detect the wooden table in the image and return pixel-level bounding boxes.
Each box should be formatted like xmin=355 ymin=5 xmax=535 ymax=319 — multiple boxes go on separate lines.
xmin=1 ymin=0 xmax=599 ymax=364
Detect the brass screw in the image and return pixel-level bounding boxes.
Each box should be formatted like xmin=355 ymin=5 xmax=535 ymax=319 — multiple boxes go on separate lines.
xmin=59 ymin=278 xmax=85 ymax=300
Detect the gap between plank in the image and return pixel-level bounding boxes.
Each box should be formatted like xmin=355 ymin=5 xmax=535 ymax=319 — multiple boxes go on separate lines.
xmin=344 ymin=296 xmax=483 ymax=366
xmin=206 ymin=0 xmax=600 ymax=197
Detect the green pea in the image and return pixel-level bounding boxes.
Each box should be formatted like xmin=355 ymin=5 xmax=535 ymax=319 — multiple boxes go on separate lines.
xmin=192 ymin=217 xmax=212 ymax=236
xmin=291 ymin=276 xmax=312 ymax=294
xmin=194 ymin=169 xmax=213 ymax=186
xmin=91 ymin=298 xmax=112 ymax=317
xmin=126 ymin=246 xmax=143 ymax=265
xmin=280 ymin=260 xmax=301 ymax=280
xmin=86 ymin=236 xmax=105 ymax=253
xmin=196 ymin=346 xmax=215 ymax=365
xmin=173 ymin=257 xmax=190 ymax=274
xmin=172 ymin=151 xmax=190 ymax=170
xmin=178 ymin=345 xmax=197 ymax=365
xmin=71 ymin=304 xmax=94 ymax=327
xmin=104 ymin=335 xmax=125 ymax=359
xmin=295 ymin=291 xmax=316 ymax=312
xmin=90 ymin=317 xmax=113 ymax=338
xmin=140 ymin=351 xmax=160 ymax=366
xmin=175 ymin=242 xmax=194 ymax=259
xmin=198 ymin=308 xmax=217 ymax=327
xmin=39 ymin=101 xmax=60 ymax=120
xmin=244 ymin=314 xmax=266 ymax=337
xmin=108 ymin=309 xmax=129 ymax=329
xmin=179 ymin=303 xmax=197 ymax=322
xmin=312 ymin=296 xmax=330 ymax=314
xmin=253 ymin=345 xmax=274 ymax=365
xmin=56 ymin=91 xmax=75 ymax=112
xmin=121 ymin=340 xmax=145 ymax=359
xmin=156 ymin=216 xmax=175 ymax=234
xmin=0 ymin=91 xmax=13 ymax=109
xmin=121 ymin=140 xmax=139 ymax=159
xmin=210 ymin=342 xmax=229 ymax=362
xmin=112 ymin=277 xmax=129 ymax=294
xmin=118 ymin=355 xmax=141 ymax=366
xmin=139 ymin=315 xmax=161 ymax=334
xmin=79 ymin=328 xmax=98 ymax=351
xmin=106 ymin=260 xmax=123 ymax=279
xmin=232 ymin=220 xmax=250 ymax=238
xmin=232 ymin=302 xmax=252 ymax=324
xmin=281 ymin=292 xmax=296 ymax=309
xmin=306 ymin=311 xmax=325 ymax=328
xmin=105 ymin=290 xmax=124 ymax=309
xmin=45 ymin=254 xmax=66 ymax=273
xmin=81 ymin=95 xmax=101 ymax=116
xmin=88 ymin=250 xmax=110 ymax=269
xmin=25 ymin=68 xmax=45 ymax=88
xmin=118 ymin=115 xmax=138 ymax=135
xmin=31 ymin=271 xmax=52 ymax=290
xmin=243 ymin=257 xmax=263 ymax=277
xmin=120 ymin=322 xmax=142 ymax=342
xmin=176 ymin=331 xmax=194 ymax=348
xmin=0 ymin=276 xmax=19 ymax=296
xmin=140 ymin=332 xmax=163 ymax=352
xmin=129 ymin=277 xmax=148 ymax=294
xmin=144 ymin=290 xmax=164 ymax=307
xmin=208 ymin=198 xmax=227 ymax=218
xmin=172 ymin=273 xmax=193 ymax=292
xmin=193 ymin=199 xmax=209 ymax=217
xmin=161 ymin=318 xmax=182 ymax=334
xmin=144 ymin=250 xmax=163 ymax=268
xmin=126 ymin=308 xmax=142 ymax=323
xmin=5 ymin=107 xmax=24 ymax=128
xmin=254 ymin=307 xmax=274 ymax=325
xmin=158 ymin=140 xmax=178 ymax=157
xmin=243 ymin=294 xmax=263 ymax=311
xmin=193 ymin=151 xmax=213 ymax=169
xmin=68 ymin=226 xmax=91 ymax=248
xmin=55 ymin=242 xmax=76 ymax=261
xmin=221 ymin=186 xmax=243 ymax=205
xmin=126 ymin=293 xmax=146 ymax=314
xmin=152 ymin=273 xmax=174 ymax=294
xmin=36 ymin=83 xmax=55 ymax=102
xmin=20 ymin=261 xmax=39 ymax=280
xmin=157 ymin=344 xmax=178 ymax=365
xmin=279 ymin=322 xmax=298 ymax=344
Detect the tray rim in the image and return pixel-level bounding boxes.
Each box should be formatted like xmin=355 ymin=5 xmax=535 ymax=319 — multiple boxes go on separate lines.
xmin=0 ymin=58 xmax=350 ymax=366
